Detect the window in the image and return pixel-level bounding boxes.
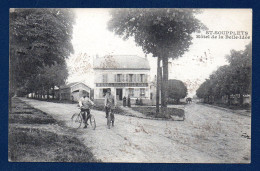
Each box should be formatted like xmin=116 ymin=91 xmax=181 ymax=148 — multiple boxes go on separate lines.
xmin=129 ymin=88 xmax=134 ymax=97
xmin=140 ymin=74 xmax=144 ymax=83
xmin=102 ymin=74 xmax=108 ymax=83
xmin=140 ymin=88 xmax=145 ymax=97
xmin=103 ymin=89 xmax=108 ymax=97
xmin=117 ymin=74 xmax=122 ymax=82
xmin=129 ymin=74 xmax=133 ymax=82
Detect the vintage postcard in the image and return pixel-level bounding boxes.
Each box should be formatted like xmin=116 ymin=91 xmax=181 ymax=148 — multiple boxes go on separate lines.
xmin=9 ymin=8 xmax=252 ymax=163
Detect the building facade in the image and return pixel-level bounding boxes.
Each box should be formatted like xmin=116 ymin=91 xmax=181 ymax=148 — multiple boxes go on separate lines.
xmin=56 ymin=82 xmax=91 ymax=101
xmin=93 ymin=55 xmax=151 ymax=102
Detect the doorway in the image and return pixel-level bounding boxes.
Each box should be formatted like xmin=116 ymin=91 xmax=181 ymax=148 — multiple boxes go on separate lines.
xmin=116 ymin=88 xmax=123 ymax=100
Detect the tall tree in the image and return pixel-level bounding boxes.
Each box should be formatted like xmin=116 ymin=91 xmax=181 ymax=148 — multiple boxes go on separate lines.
xmin=25 ymin=62 xmax=69 ymax=99
xmin=196 ymin=79 xmax=212 ymax=103
xmin=10 ymin=8 xmax=75 ymax=96
xmin=108 ymin=9 xmax=206 ymax=117
xmin=225 ymin=43 xmax=252 ymax=104
xmin=196 ymin=42 xmax=252 ymax=106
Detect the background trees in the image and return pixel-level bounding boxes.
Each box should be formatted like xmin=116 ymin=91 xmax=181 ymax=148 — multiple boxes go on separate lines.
xmin=196 ymin=79 xmax=212 ymax=103
xmin=10 ymin=8 xmax=75 ymax=98
xmin=168 ymin=79 xmax=187 ymax=103
xmin=108 ymin=9 xmax=206 ymax=117
xmin=196 ymin=42 xmax=252 ymax=106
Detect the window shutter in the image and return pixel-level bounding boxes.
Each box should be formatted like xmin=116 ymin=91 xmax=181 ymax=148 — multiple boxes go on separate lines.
xmin=133 ymin=74 xmax=136 ymax=82
xmin=122 ymin=74 xmax=125 ymax=82
xmin=114 ymin=75 xmax=117 ymax=82
xmin=126 ymin=74 xmax=129 ymax=82
xmin=145 ymin=88 xmax=148 ymax=97
xmin=134 ymin=88 xmax=139 ymax=97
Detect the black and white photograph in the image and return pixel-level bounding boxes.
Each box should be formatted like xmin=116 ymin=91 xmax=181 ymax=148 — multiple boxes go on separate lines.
xmin=9 ymin=8 xmax=252 ymax=163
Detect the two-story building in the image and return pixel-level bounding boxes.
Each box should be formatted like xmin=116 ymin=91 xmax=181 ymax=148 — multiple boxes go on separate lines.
xmin=93 ymin=55 xmax=150 ymax=103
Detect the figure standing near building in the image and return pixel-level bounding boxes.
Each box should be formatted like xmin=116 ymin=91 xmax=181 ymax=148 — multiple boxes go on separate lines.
xmin=127 ymin=95 xmax=131 ymax=107
xmin=104 ymin=88 xmax=116 ymax=118
xmin=123 ymin=96 xmax=126 ymax=107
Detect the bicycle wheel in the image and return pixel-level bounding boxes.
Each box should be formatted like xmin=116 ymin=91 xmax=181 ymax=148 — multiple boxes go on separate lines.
xmin=89 ymin=115 xmax=96 ymax=130
xmin=107 ymin=114 xmax=111 ymax=129
xmin=71 ymin=113 xmax=82 ymax=128
xmin=111 ymin=113 xmax=115 ymax=127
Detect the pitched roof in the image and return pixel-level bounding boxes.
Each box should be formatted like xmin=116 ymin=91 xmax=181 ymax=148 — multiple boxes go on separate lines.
xmin=93 ymin=55 xmax=150 ymax=70
xmin=60 ymin=82 xmax=90 ymax=89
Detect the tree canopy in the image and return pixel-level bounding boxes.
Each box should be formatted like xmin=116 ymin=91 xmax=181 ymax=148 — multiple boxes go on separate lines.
xmin=196 ymin=42 xmax=252 ymax=105
xmin=10 ymin=8 xmax=75 ymax=96
xmin=168 ymin=79 xmax=187 ymax=101
xmin=108 ymin=8 xmax=206 ymax=116
xmin=108 ymin=9 xmax=206 ymax=58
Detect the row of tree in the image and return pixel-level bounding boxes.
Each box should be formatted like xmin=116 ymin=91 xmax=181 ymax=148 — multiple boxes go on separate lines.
xmin=10 ymin=9 xmax=75 ymax=102
xmin=108 ymin=9 xmax=205 ymax=117
xmin=196 ymin=42 xmax=252 ymax=106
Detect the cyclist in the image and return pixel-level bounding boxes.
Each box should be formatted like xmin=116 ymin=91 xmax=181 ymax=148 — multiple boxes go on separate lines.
xmin=104 ymin=88 xmax=116 ymax=118
xmin=79 ymin=93 xmax=94 ymax=128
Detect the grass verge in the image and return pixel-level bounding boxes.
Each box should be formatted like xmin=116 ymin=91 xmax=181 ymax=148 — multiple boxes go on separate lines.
xmin=131 ymin=107 xmax=185 ymax=118
xmin=9 ymin=97 xmax=100 ymax=162
xmin=8 ymin=127 xmax=98 ymax=162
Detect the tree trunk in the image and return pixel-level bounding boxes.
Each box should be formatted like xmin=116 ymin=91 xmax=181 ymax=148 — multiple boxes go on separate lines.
xmin=47 ymin=88 xmax=50 ymax=100
xmin=227 ymin=94 xmax=231 ymax=106
xmin=40 ymin=90 xmax=42 ymax=99
xmin=156 ymin=57 xmax=161 ymax=114
xmin=161 ymin=56 xmax=170 ymax=118
xmin=58 ymin=86 xmax=61 ymax=101
xmin=239 ymin=93 xmax=243 ymax=106
xmin=42 ymin=87 xmax=44 ymax=99
xmin=52 ymin=85 xmax=55 ymax=99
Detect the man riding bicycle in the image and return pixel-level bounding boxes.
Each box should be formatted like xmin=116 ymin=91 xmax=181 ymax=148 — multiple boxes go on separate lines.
xmin=104 ymin=88 xmax=116 ymax=118
xmin=79 ymin=93 xmax=94 ymax=128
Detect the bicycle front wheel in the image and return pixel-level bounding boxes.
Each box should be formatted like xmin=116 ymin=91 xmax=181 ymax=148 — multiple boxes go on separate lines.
xmin=71 ymin=113 xmax=82 ymax=128
xmin=89 ymin=115 xmax=96 ymax=130
xmin=111 ymin=113 xmax=115 ymax=127
xmin=107 ymin=114 xmax=111 ymax=129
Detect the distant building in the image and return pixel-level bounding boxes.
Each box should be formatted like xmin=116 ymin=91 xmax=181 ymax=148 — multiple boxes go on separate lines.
xmin=56 ymin=82 xmax=91 ymax=101
xmin=93 ymin=55 xmax=150 ymax=103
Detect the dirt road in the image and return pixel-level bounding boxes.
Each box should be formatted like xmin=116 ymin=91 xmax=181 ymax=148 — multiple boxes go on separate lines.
xmin=20 ymin=98 xmax=251 ymax=163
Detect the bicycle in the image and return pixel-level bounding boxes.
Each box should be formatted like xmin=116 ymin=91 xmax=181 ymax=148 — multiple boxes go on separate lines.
xmin=71 ymin=108 xmax=96 ymax=130
xmin=107 ymin=107 xmax=115 ymax=129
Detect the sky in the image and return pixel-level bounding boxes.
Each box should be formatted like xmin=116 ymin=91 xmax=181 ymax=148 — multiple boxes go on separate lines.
xmin=66 ymin=9 xmax=252 ymax=97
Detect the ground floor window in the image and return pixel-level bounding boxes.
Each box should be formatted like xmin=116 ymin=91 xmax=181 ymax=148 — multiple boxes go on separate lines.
xmin=140 ymin=88 xmax=145 ymax=97
xmin=102 ymin=88 xmax=108 ymax=97
xmin=129 ymin=88 xmax=134 ymax=97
